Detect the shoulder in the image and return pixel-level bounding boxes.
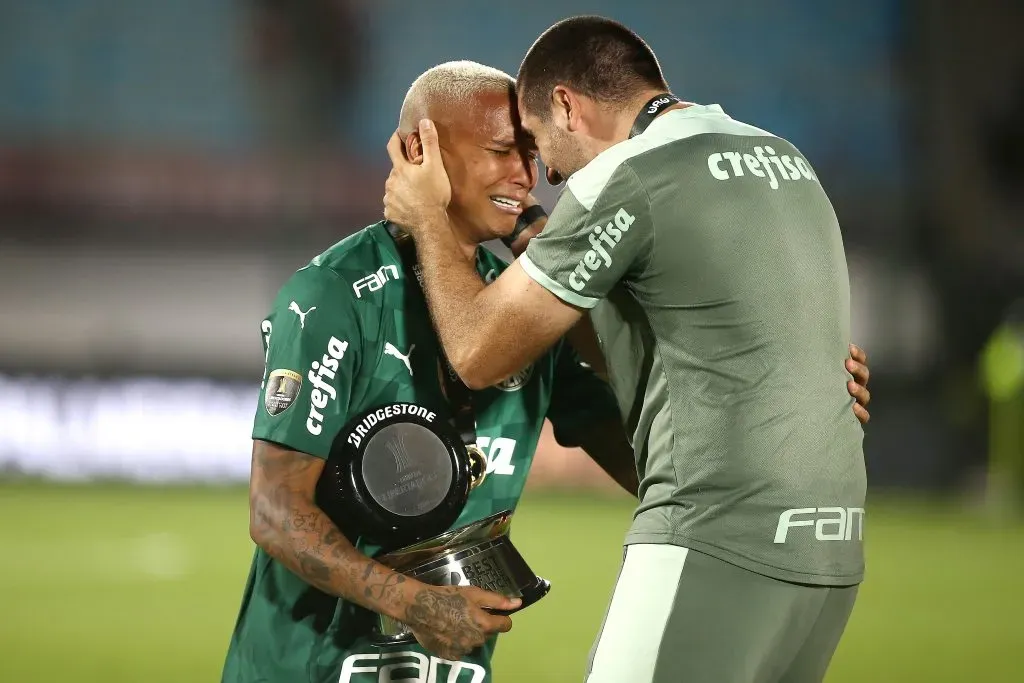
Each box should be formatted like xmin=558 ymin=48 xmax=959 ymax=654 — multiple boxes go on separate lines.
xmin=279 ymin=222 xmax=391 ymax=300
xmin=566 ymin=104 xmax=777 ymax=209
xmin=298 ymin=222 xmax=390 ymax=284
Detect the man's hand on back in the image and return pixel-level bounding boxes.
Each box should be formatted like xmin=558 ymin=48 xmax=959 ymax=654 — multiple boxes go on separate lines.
xmin=847 ymin=343 xmax=871 ymax=424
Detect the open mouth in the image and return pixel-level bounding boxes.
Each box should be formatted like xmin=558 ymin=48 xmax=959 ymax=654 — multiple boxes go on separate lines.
xmin=490 ymin=196 xmax=523 ymax=214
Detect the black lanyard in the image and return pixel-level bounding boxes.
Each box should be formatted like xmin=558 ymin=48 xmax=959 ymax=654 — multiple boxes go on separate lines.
xmin=629 ymin=93 xmax=681 ymax=139
xmin=384 ymin=222 xmax=478 ymax=448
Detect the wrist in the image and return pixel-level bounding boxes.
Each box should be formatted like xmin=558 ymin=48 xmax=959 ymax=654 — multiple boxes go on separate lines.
xmin=422 ymin=206 xmax=451 ymax=232
xmin=387 ymin=576 xmax=431 ymax=623
xmin=502 ymin=204 xmax=547 ymax=249
xmin=405 ymin=209 xmax=453 ymax=251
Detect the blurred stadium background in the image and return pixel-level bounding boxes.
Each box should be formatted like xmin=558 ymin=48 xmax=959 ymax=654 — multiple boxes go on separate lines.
xmin=1 ymin=0 xmax=1022 ymax=681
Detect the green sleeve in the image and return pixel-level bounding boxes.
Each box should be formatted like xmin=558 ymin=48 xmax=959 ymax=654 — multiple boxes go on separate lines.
xmin=545 ymin=341 xmax=621 ymax=448
xmin=520 ymin=163 xmax=653 ymax=309
xmin=252 ymin=267 xmax=362 ymax=459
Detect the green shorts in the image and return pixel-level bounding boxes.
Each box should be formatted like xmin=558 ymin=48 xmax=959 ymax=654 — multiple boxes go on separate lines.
xmin=584 ymin=544 xmax=858 ymax=683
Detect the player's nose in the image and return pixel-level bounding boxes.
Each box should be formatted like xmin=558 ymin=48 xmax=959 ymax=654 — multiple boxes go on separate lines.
xmin=510 ymin=155 xmax=537 ymax=190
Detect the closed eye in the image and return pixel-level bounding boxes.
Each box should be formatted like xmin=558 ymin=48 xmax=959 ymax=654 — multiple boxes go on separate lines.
xmin=491 ymin=147 xmax=538 ymax=161
xmin=487 ymin=143 xmax=538 ymax=164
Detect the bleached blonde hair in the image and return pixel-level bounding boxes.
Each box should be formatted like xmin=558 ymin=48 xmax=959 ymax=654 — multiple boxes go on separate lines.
xmin=398 ymin=60 xmax=515 ymax=134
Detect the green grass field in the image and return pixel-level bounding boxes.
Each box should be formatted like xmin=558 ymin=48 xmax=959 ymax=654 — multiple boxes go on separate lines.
xmin=1 ymin=481 xmax=1020 ymax=682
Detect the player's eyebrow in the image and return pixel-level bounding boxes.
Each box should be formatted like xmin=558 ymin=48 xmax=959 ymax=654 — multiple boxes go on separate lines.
xmin=489 ymin=136 xmax=517 ymax=147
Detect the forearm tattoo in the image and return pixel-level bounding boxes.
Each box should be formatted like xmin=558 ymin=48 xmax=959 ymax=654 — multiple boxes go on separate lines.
xmin=249 ymin=442 xmax=408 ymax=616
xmin=404 ymin=587 xmax=486 ymax=657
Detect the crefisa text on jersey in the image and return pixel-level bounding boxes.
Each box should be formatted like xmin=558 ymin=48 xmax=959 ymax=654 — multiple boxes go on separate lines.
xmin=568 ymin=206 xmax=636 ymax=292
xmin=707 ymin=145 xmax=818 ymax=190
xmin=305 ymin=336 xmax=350 ymax=436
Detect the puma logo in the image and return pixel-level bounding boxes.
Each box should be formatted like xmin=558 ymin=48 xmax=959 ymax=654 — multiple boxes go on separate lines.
xmin=383 ymin=342 xmax=414 ymax=376
xmin=288 ymin=301 xmax=316 ymax=329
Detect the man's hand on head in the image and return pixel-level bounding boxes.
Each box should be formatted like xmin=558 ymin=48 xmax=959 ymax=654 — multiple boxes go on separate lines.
xmin=383 ymin=120 xmax=452 ymax=237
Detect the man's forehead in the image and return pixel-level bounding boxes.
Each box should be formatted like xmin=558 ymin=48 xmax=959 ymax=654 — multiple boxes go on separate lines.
xmin=516 ymin=104 xmax=539 ymax=135
xmin=516 ymin=92 xmax=536 ymax=119
xmin=517 ymin=117 xmax=535 ymax=140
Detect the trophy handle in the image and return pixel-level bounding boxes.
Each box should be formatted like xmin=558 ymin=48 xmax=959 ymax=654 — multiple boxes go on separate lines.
xmin=484 ymin=577 xmax=551 ymax=616
xmin=369 ymin=630 xmax=418 ymax=647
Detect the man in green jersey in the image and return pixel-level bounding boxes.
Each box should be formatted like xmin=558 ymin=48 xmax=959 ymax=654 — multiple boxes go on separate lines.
xmin=220 ymin=60 xmax=645 ymax=683
xmin=382 ymin=17 xmax=870 ymax=683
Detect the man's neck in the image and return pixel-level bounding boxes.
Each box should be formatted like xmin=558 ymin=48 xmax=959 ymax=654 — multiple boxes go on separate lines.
xmin=595 ymin=88 xmax=691 ymax=157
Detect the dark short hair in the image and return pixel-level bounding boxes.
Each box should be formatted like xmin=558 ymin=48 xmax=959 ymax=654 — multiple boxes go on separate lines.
xmin=517 ymin=15 xmax=669 ymax=121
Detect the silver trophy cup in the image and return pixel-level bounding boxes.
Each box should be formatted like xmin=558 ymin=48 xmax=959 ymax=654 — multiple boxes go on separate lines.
xmin=372 ymin=509 xmax=551 ymax=645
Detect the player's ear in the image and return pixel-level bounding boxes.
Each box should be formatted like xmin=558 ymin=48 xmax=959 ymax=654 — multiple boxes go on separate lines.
xmin=552 ymin=86 xmax=574 ymax=131
xmin=404 ymin=131 xmax=424 ymax=164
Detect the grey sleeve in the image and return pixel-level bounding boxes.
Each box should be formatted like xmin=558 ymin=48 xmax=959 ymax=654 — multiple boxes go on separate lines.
xmin=520 ymin=164 xmax=652 ymax=308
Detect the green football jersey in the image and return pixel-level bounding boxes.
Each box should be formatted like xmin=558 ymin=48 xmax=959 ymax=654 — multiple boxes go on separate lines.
xmin=222 ymin=222 xmax=618 ymax=683
xmin=521 ymin=104 xmax=866 ymax=586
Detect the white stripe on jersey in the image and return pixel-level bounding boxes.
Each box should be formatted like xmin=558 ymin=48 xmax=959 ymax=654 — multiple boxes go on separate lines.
xmin=586 ymin=543 xmax=690 ymax=683
xmin=519 ymin=252 xmax=600 ymax=309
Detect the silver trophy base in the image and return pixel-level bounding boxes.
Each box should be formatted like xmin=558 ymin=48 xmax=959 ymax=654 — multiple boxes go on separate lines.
xmin=372 ymin=509 xmax=550 ymax=645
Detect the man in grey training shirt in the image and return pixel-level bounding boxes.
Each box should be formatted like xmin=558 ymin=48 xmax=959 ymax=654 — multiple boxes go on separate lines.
xmin=382 ymin=15 xmax=869 ymax=683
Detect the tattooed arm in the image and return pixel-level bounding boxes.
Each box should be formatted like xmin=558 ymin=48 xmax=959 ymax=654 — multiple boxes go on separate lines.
xmin=247 ymin=439 xmax=519 ymax=660
xmin=247 ymin=439 xmax=409 ymax=615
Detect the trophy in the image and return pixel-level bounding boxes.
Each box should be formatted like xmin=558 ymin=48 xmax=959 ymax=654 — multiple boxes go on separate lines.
xmin=316 ymin=402 xmax=550 ymax=644
xmin=373 ymin=509 xmax=550 ymax=644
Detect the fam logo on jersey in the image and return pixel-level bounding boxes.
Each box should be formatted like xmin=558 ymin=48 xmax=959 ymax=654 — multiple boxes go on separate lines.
xmin=706 ymin=145 xmax=818 ymax=190
xmin=339 ymin=651 xmax=485 ymax=683
xmin=305 ymin=337 xmax=350 ymax=436
xmin=353 ymin=264 xmax=400 ymax=298
xmin=773 ymin=507 xmax=864 ymax=543
xmin=568 ymin=207 xmax=636 ymax=292
xmin=264 ymin=369 xmax=301 ymax=416
xmin=494 ymin=365 xmax=533 ymax=392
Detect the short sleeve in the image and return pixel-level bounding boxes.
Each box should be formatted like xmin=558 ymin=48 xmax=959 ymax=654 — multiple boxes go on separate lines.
xmin=520 ymin=162 xmax=652 ymax=309
xmin=252 ymin=267 xmax=362 ymax=458
xmin=545 ymin=342 xmax=622 ymax=448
